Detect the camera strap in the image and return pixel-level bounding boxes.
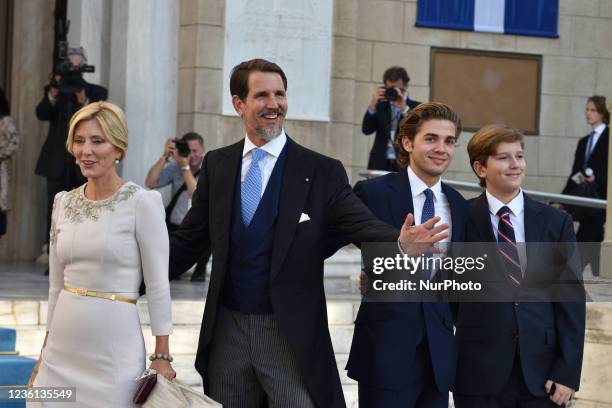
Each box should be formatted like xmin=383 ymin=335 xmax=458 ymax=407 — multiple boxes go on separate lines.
xmin=165 ymin=168 xmax=201 ymax=224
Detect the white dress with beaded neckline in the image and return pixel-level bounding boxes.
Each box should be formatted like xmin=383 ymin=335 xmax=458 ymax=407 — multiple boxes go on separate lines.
xmin=29 ymin=182 xmax=172 ymax=408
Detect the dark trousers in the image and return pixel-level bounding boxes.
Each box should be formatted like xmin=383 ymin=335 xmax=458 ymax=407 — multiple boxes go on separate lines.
xmin=167 ymin=222 xmax=210 ymax=279
xmin=576 ymin=217 xmax=604 ymax=276
xmin=358 ymin=340 xmax=447 ymax=408
xmin=453 ymin=356 xmax=561 ymax=408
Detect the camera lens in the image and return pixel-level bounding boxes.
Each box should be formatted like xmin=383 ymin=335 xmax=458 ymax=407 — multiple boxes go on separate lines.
xmin=384 ymin=87 xmax=399 ymax=101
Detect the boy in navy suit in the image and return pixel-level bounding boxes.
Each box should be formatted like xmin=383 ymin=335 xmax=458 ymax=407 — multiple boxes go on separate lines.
xmin=342 ymin=102 xmax=468 ymax=408
xmin=453 ymin=125 xmax=585 ymax=407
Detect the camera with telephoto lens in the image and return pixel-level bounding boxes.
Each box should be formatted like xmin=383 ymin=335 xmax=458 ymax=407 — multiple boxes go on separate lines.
xmin=173 ymin=138 xmax=190 ymax=158
xmin=51 ymin=61 xmax=96 ymax=95
xmin=384 ymin=87 xmax=400 ymax=102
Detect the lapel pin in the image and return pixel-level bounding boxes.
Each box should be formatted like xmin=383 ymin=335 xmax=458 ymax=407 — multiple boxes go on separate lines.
xmin=305 ymin=177 xmax=310 ymax=183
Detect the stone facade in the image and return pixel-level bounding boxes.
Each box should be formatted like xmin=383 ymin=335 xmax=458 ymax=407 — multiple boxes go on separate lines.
xmin=177 ymin=0 xmax=612 ymax=193
xmin=2 ymin=1 xmax=611 ymax=257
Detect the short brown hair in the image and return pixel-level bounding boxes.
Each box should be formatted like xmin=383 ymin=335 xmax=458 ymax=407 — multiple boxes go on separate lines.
xmin=396 ymin=102 xmax=462 ymax=168
xmin=182 ymin=131 xmax=204 ymax=147
xmin=587 ymin=95 xmax=610 ymax=125
xmin=467 ymin=124 xmax=524 ymax=187
xmin=230 ymin=58 xmax=288 ymax=101
xmin=383 ymin=66 xmax=409 ymax=84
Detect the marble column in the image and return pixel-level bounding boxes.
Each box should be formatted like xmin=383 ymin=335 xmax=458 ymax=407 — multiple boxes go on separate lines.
xmin=108 ymin=0 xmax=179 ymax=185
xmin=0 ymin=1 xmax=55 ymax=260
xmin=599 ymin=124 xmax=612 ymax=278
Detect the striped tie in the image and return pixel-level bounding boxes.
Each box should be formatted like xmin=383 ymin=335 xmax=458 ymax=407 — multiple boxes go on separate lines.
xmin=241 ymin=148 xmax=266 ymax=226
xmin=496 ymin=206 xmax=522 ymax=286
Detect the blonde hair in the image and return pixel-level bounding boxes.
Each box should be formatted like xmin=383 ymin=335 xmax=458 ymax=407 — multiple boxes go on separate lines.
xmin=66 ymin=101 xmax=128 ymax=160
xmin=467 ymin=124 xmax=524 ymax=187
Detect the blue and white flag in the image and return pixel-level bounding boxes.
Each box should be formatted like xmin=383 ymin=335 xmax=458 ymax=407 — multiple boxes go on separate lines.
xmin=416 ymin=0 xmax=559 ymax=38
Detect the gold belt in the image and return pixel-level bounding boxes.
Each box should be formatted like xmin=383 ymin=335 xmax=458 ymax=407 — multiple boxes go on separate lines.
xmin=64 ymin=285 xmax=137 ymax=304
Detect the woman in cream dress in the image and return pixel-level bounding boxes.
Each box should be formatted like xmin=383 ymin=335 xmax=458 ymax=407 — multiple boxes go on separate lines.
xmin=27 ymin=101 xmax=175 ymax=407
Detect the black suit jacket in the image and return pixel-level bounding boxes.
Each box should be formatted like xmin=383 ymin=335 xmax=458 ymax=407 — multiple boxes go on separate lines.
xmin=563 ymin=126 xmax=609 ymax=199
xmin=169 ymin=136 xmax=399 ymax=408
xmin=455 ymin=193 xmax=585 ymax=396
xmin=344 ymin=171 xmax=467 ymax=392
xmin=35 ymin=81 xmax=108 ymax=179
xmin=362 ymin=98 xmax=421 ymax=171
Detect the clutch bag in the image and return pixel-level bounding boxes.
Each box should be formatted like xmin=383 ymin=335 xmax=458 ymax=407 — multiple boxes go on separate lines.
xmin=142 ymin=374 xmax=223 ymax=407
xmin=133 ymin=369 xmax=158 ymax=404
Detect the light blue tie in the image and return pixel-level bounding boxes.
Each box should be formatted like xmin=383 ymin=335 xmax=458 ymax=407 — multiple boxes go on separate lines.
xmin=241 ymin=148 xmax=267 ymax=226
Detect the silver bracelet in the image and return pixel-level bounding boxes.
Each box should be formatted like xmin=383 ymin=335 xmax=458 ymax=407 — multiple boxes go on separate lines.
xmin=149 ymin=353 xmax=173 ymax=362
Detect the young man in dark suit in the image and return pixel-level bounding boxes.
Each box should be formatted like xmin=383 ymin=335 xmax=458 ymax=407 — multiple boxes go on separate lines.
xmin=168 ymin=59 xmax=447 ymax=408
xmin=362 ymin=66 xmax=421 ymax=172
xmin=339 ymin=102 xmax=467 ymax=408
xmin=453 ymin=125 xmax=586 ymax=407
xmin=562 ymin=95 xmax=610 ymax=276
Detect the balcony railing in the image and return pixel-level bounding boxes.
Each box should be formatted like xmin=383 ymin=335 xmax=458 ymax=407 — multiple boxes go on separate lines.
xmin=359 ymin=170 xmax=607 ymax=210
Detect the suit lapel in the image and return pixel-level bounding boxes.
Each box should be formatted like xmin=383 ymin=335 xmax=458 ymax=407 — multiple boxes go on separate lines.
xmin=270 ymin=138 xmax=312 ymax=281
xmin=388 ymin=171 xmax=414 ymax=228
xmin=442 ymin=183 xmax=463 ymax=242
xmin=522 ymin=193 xmax=544 ymax=279
xmin=470 ymin=193 xmax=496 ymax=242
xmin=212 ymin=140 xmax=244 ymax=271
xmin=524 ymin=194 xmax=544 ymax=242
xmin=591 ymin=126 xmax=609 ymax=159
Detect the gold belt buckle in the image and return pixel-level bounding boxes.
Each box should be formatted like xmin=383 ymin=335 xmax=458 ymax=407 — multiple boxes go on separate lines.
xmin=76 ymin=287 xmax=88 ymax=297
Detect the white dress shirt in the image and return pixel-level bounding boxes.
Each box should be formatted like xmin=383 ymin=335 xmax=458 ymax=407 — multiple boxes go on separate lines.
xmin=407 ymin=166 xmax=452 ymax=242
xmin=241 ymin=130 xmax=287 ymax=198
xmin=486 ymin=189 xmax=527 ymax=272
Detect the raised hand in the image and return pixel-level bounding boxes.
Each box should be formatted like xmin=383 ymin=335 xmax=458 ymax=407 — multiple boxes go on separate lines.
xmin=398 ymin=213 xmax=449 ymax=256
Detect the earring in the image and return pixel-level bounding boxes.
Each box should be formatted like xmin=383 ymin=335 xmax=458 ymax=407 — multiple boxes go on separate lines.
xmin=115 ymin=159 xmax=120 ymax=164
xmin=75 ymin=159 xmax=79 ymax=164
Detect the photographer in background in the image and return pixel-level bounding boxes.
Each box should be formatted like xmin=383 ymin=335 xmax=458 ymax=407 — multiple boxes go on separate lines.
xmin=145 ymin=132 xmax=209 ymax=282
xmin=35 ymin=46 xmax=107 ymax=261
xmin=363 ymin=66 xmax=421 ymax=171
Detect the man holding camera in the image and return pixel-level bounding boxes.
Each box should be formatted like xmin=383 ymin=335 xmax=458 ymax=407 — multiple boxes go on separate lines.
xmin=145 ymin=132 xmax=209 ymax=282
xmin=35 ymin=47 xmax=107 ymax=254
xmin=363 ymin=66 xmax=421 ymax=172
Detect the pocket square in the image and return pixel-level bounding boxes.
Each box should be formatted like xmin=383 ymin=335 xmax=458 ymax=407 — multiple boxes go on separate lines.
xmin=299 ymin=213 xmax=311 ymax=223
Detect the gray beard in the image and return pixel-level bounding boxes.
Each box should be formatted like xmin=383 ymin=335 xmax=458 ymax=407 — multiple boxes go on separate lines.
xmin=254 ymin=125 xmax=282 ymax=142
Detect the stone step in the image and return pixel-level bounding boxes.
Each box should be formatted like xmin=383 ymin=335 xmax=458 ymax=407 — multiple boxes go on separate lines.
xmin=11 ymin=323 xmax=358 ymax=363
xmin=2 ymin=298 xmax=611 ymax=407
xmin=1 ymin=299 xmax=359 ymax=330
